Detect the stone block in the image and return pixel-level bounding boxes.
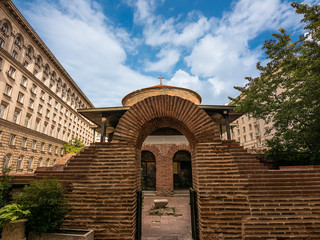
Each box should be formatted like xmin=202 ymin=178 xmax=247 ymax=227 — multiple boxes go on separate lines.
xmin=153 ymin=199 xmax=168 ymax=208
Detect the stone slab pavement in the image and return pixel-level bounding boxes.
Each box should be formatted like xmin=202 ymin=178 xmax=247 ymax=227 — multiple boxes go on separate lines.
xmin=142 ymin=195 xmax=192 ymax=240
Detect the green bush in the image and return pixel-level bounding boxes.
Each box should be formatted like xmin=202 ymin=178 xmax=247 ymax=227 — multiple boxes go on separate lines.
xmin=14 ymin=177 xmax=69 ymax=234
xmin=0 ymin=168 xmax=12 ymax=208
xmin=0 ymin=203 xmax=30 ymax=228
xmin=63 ymin=136 xmax=85 ymax=154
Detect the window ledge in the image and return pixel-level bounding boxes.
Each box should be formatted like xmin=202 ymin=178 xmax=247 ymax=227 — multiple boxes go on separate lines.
xmin=3 ymin=93 xmax=11 ymax=99
xmin=7 ymin=75 xmax=15 ymax=81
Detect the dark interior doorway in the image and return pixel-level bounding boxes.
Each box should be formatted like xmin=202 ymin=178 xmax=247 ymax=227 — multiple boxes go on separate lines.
xmin=141 ymin=150 xmax=156 ymax=190
xmin=173 ymin=150 xmax=192 ymax=189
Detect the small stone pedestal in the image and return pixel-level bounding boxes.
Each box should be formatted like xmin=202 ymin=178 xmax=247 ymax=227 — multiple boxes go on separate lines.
xmin=153 ymin=199 xmax=168 ymax=209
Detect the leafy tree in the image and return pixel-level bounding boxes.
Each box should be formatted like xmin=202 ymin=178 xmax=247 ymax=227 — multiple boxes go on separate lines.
xmin=63 ymin=136 xmax=85 ymax=154
xmin=14 ymin=177 xmax=69 ymax=234
xmin=231 ymin=3 xmax=320 ymax=164
xmin=0 ymin=168 xmax=12 ymax=208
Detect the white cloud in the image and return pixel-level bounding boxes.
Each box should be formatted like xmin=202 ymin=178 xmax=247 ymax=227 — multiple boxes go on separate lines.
xmin=182 ymin=0 xmax=303 ymax=102
xmin=18 ymin=0 xmax=157 ymax=107
xmin=14 ymin=0 xmax=307 ymax=107
xmin=145 ymin=48 xmax=180 ymax=72
xmin=169 ymin=70 xmax=203 ymax=92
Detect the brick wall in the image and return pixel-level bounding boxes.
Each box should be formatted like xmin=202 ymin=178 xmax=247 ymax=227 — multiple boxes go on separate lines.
xmin=142 ymin=143 xmax=190 ymax=195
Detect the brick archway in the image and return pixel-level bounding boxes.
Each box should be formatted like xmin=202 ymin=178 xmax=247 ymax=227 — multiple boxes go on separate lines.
xmin=113 ymin=95 xmax=220 ymax=148
xmin=113 ymin=95 xmax=220 ymax=194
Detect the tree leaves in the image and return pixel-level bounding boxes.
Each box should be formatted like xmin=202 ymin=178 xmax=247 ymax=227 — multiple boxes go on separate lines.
xmin=231 ymin=3 xmax=320 ymax=161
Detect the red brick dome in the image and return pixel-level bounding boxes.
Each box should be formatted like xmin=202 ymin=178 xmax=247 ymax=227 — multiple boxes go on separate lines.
xmin=122 ymin=84 xmax=202 ymax=106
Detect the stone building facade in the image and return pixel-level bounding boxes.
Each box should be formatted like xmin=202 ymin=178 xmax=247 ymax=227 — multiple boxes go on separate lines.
xmin=0 ymin=0 xmax=95 ymax=173
xmin=229 ymin=114 xmax=275 ymax=153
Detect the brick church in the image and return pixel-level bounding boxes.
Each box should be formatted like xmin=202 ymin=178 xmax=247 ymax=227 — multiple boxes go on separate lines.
xmin=25 ymin=83 xmax=320 ymax=240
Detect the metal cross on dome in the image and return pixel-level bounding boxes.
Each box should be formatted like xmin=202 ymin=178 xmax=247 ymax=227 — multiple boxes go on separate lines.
xmin=158 ymin=75 xmax=164 ymax=85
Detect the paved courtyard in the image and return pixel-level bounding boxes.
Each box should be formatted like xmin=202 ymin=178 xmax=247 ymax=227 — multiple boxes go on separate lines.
xmin=142 ymin=194 xmax=192 ymax=240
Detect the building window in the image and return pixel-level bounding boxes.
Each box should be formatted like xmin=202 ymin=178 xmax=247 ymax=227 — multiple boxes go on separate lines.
xmin=0 ymin=102 xmax=8 ymax=119
xmin=35 ymin=118 xmax=40 ymax=131
xmin=33 ymin=70 xmax=38 ymax=77
xmin=45 ymin=159 xmax=50 ymax=167
xmin=44 ymin=64 xmax=49 ymax=73
xmin=8 ymin=134 xmax=16 ymax=146
xmin=30 ymin=84 xmax=37 ymax=94
xmin=12 ymin=50 xmax=18 ymax=59
xmin=1 ymin=22 xmax=8 ymax=33
xmin=55 ymin=146 xmax=58 ymax=155
xmin=43 ymin=122 xmax=48 ymax=134
xmin=41 ymin=142 xmax=45 ymax=152
xmin=21 ymin=137 xmax=27 ymax=148
xmin=32 ymin=140 xmax=37 ymax=150
xmin=23 ymin=61 xmax=29 ymax=68
xmin=48 ymin=144 xmax=52 ymax=153
xmin=249 ymin=124 xmax=252 ymax=131
xmin=27 ymin=157 xmax=33 ymax=169
xmin=60 ymin=148 xmax=64 ymax=156
xmin=12 ymin=108 xmax=21 ymax=124
xmin=243 ymin=127 xmax=246 ymax=133
xmin=48 ymin=96 xmax=52 ymax=105
xmin=3 ymin=154 xmax=11 ymax=169
xmin=46 ymin=109 xmax=50 ymax=118
xmin=54 ymin=101 xmax=58 ymax=110
xmin=26 ymin=47 xmax=32 ymax=57
xmin=50 ymin=126 xmax=54 ymax=136
xmin=250 ymin=133 xmax=253 ymax=140
xmin=7 ymin=66 xmax=16 ymax=78
xmin=28 ymin=99 xmax=34 ymax=109
xmin=49 ymin=81 xmax=54 ymax=90
xmin=14 ymin=36 xmax=21 ymax=46
xmin=17 ymin=92 xmax=24 ymax=104
xmin=24 ymin=114 xmax=31 ymax=128
xmin=37 ymin=104 xmax=43 ymax=114
xmin=21 ymin=76 xmax=27 ymax=87
xmin=35 ymin=56 xmax=41 ymax=66
xmin=16 ymin=156 xmax=23 ymax=170
xmin=243 ymin=135 xmax=247 ymax=142
xmin=37 ymin=158 xmax=42 ymax=167
xmin=4 ymin=84 xmax=12 ymax=96
xmin=53 ymin=113 xmax=56 ymax=122
xmin=40 ymin=90 xmax=45 ymax=100
xmin=0 ymin=38 xmax=4 ymax=48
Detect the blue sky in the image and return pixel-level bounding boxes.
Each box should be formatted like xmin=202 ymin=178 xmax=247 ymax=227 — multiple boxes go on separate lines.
xmin=12 ymin=0 xmax=318 ymax=107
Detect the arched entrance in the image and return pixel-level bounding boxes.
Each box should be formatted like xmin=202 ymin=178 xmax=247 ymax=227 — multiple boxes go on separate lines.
xmin=141 ymin=150 xmax=156 ymax=190
xmin=173 ymin=150 xmax=192 ymax=189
